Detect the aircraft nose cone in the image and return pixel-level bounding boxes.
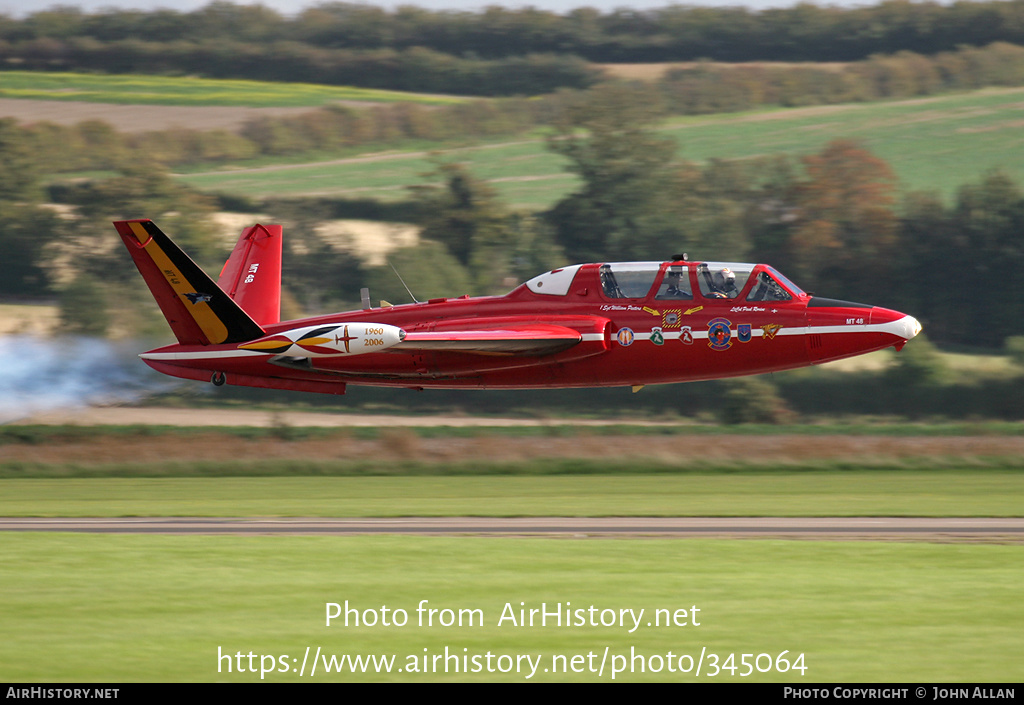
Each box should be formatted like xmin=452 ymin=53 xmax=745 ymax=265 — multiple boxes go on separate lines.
xmin=869 ymin=308 xmax=922 ymax=342
xmin=903 ymin=315 xmax=923 ymax=341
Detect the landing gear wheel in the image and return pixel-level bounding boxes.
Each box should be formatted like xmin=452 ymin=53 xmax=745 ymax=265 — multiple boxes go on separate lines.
xmin=211 ymin=371 xmax=226 ymax=386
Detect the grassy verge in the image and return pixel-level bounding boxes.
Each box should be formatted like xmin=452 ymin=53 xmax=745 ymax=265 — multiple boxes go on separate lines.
xmin=3 ymin=420 xmax=1024 ymax=443
xmin=1 ymin=534 xmax=1019 ymax=681
xmin=2 ymin=471 xmax=1021 ymax=517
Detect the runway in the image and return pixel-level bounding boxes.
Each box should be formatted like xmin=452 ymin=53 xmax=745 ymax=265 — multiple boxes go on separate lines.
xmin=2 ymin=517 xmax=1023 ymax=541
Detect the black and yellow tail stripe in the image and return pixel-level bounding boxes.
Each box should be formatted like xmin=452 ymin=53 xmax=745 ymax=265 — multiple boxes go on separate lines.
xmin=121 ymin=220 xmax=264 ymax=345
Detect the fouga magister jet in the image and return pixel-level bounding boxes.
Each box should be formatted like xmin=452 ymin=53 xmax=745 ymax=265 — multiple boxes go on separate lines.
xmin=115 ymin=219 xmax=921 ymax=395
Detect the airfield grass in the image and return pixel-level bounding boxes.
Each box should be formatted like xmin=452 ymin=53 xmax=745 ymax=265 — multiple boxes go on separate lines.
xmin=5 ymin=418 xmax=1024 ymax=441
xmin=2 ymin=420 xmax=1022 ymax=515
xmin=3 ymin=429 xmax=1020 ymax=682
xmin=0 ymin=534 xmax=1020 ymax=681
xmin=177 ymin=87 xmax=1024 ymax=206
xmin=1 ymin=470 xmax=1022 ymax=517
xmin=0 ymin=71 xmax=461 ymax=107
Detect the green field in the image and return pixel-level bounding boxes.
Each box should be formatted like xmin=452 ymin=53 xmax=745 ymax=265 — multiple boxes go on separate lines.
xmin=3 ymin=439 xmax=1021 ymax=681
xmin=7 ymin=71 xmax=1024 ymax=206
xmin=1 ymin=534 xmax=1020 ymax=681
xmin=1 ymin=470 xmax=1022 ymax=517
xmin=177 ymin=138 xmax=576 ymax=207
xmin=0 ymin=70 xmax=462 ymax=107
xmin=178 ymin=87 xmax=1024 ymax=207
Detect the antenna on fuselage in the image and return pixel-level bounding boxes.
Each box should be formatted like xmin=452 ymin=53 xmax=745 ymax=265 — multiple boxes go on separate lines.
xmin=388 ymin=260 xmax=420 ymax=304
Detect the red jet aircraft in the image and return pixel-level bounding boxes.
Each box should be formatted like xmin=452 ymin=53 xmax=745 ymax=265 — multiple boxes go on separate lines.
xmin=115 ymin=219 xmax=921 ymax=395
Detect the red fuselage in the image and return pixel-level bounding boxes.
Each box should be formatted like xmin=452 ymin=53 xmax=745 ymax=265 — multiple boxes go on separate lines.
xmin=140 ymin=261 xmax=921 ymax=394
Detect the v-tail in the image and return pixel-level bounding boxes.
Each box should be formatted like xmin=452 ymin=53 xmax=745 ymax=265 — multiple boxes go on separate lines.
xmin=114 ymin=219 xmax=270 ymax=346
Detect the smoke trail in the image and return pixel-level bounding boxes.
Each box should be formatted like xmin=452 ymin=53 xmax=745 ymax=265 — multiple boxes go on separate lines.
xmin=0 ymin=335 xmax=176 ymax=423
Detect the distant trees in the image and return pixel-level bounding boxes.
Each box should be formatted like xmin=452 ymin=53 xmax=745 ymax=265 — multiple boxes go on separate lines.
xmin=12 ymin=1 xmax=1024 ymax=65
xmin=787 ymin=139 xmax=900 ymax=301
xmin=58 ymin=274 xmax=111 ymax=336
xmin=1006 ymin=336 xmax=1024 ymax=368
xmin=4 ymin=43 xmax=1024 ymax=182
xmin=0 ymin=39 xmax=600 ymax=97
xmin=411 ymin=163 xmax=512 ymax=269
xmin=6 ymin=42 xmax=1024 ymax=178
xmin=0 ymin=119 xmax=45 ymax=203
xmin=719 ymin=376 xmax=794 ymax=425
xmin=67 ymin=161 xmax=219 ymax=267
xmin=885 ymin=333 xmax=948 ymax=388
xmin=898 ymin=170 xmax=1024 ymax=346
xmin=364 ymin=241 xmax=473 ymax=304
xmin=541 ymin=90 xmax=904 ymax=299
xmin=408 ymin=160 xmax=565 ymax=295
xmin=11 ymin=3 xmax=1024 ymax=97
xmin=0 ymin=204 xmax=58 ymax=298
xmin=545 ymin=84 xmax=684 ymax=262
xmin=33 ymin=159 xmax=220 ymax=335
xmin=657 ymin=42 xmax=1024 ymax=114
xmin=0 ymin=119 xmax=60 ymax=297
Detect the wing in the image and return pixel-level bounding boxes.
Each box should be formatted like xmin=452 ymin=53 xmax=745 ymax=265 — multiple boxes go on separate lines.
xmin=268 ymin=316 xmax=611 ymax=382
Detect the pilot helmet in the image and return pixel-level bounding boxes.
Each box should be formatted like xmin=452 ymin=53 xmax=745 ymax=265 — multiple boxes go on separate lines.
xmin=714 ymin=267 xmax=735 ymax=291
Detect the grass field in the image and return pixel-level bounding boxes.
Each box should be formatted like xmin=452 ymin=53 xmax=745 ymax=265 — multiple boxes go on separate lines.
xmin=2 ymin=422 xmax=1023 ymax=517
xmin=2 ymin=470 xmax=1022 ymax=517
xmin=176 ymin=138 xmax=575 ymax=207
xmin=2 ymin=421 xmax=1021 ymax=682
xmin=7 ymin=71 xmax=1023 ymax=206
xmin=0 ymin=71 xmax=462 ymax=107
xmin=1 ymin=534 xmax=1020 ymax=681
xmin=177 ymin=87 xmax=1024 ymax=207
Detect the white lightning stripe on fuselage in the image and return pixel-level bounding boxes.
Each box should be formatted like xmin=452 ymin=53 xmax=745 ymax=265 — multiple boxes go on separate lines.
xmin=141 ymin=350 xmax=267 ymax=361
xmin=775 ymin=316 xmax=920 ymax=338
xmin=628 ymin=316 xmax=919 ymax=341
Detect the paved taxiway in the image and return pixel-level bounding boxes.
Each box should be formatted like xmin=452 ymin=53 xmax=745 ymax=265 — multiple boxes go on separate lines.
xmin=3 ymin=517 xmax=1023 ymax=541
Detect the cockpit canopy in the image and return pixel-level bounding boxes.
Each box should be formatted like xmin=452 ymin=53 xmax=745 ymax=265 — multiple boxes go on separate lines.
xmin=525 ymin=261 xmax=805 ymax=302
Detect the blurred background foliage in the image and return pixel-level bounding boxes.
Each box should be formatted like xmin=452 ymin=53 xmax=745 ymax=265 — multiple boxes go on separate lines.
xmin=13 ymin=1 xmax=1024 ymax=77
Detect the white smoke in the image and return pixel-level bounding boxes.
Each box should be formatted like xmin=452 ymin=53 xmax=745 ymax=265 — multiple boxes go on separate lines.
xmin=0 ymin=335 xmax=175 ymax=424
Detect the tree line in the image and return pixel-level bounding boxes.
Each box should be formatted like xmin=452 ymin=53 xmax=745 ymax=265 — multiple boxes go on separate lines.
xmin=8 ymin=2 xmax=1024 ymax=96
xmin=7 ymin=40 xmax=1024 ymax=175
xmin=2 ymin=40 xmax=599 ymax=96
xmin=11 ymin=1 xmax=1024 ymax=63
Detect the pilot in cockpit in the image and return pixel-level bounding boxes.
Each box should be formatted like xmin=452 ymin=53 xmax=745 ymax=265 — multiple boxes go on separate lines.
xmin=656 ymin=267 xmax=692 ymax=299
xmin=707 ymin=267 xmax=737 ymax=299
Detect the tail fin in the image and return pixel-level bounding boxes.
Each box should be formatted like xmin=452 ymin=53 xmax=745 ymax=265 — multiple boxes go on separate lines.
xmin=114 ymin=219 xmax=265 ymax=346
xmin=218 ymin=224 xmax=282 ymax=326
